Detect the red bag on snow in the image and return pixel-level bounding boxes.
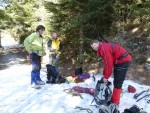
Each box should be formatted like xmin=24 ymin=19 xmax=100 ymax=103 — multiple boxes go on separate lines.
xmin=128 ymin=85 xmax=136 ymax=93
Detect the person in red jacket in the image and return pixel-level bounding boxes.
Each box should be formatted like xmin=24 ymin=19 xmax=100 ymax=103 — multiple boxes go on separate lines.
xmin=90 ymin=40 xmax=132 ymax=113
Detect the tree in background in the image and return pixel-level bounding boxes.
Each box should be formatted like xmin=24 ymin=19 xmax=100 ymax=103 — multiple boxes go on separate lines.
xmin=2 ymin=0 xmax=51 ymax=44
xmin=114 ymin=0 xmax=150 ymax=34
xmin=4 ymin=0 xmax=38 ymax=43
xmin=45 ymin=0 xmax=116 ymax=66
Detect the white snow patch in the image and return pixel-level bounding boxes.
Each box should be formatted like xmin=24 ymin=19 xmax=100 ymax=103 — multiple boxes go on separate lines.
xmin=1 ymin=31 xmax=18 ymax=47
xmin=0 ymin=64 xmax=150 ymax=113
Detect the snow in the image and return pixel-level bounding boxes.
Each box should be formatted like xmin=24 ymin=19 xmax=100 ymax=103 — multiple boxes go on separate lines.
xmin=0 ymin=64 xmax=150 ymax=113
xmin=1 ymin=32 xmax=19 ymax=47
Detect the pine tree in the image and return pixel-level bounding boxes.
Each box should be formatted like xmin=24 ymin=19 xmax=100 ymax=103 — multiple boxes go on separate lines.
xmin=45 ymin=0 xmax=116 ymax=65
xmin=3 ymin=0 xmax=50 ymax=43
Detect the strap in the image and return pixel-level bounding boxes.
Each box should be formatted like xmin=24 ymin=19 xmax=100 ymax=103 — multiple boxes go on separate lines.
xmin=111 ymin=43 xmax=115 ymax=55
xmin=47 ymin=40 xmax=52 ymax=47
xmin=118 ymin=52 xmax=129 ymax=60
xmin=111 ymin=43 xmax=129 ymax=64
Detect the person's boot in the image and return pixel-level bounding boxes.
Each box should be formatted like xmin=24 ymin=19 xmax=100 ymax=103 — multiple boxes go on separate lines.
xmin=37 ymin=80 xmax=45 ymax=85
xmin=31 ymin=71 xmax=41 ymax=89
xmin=111 ymin=88 xmax=122 ymax=105
xmin=35 ymin=71 xmax=45 ymax=85
xmin=31 ymin=84 xmax=41 ymax=89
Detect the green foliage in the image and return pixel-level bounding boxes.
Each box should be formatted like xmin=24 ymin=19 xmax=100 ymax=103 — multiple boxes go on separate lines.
xmin=4 ymin=0 xmax=35 ymax=43
xmin=3 ymin=0 xmax=51 ymax=43
xmin=131 ymin=0 xmax=150 ymax=29
xmin=0 ymin=10 xmax=6 ymax=20
xmin=0 ymin=9 xmax=10 ymax=26
xmin=45 ymin=0 xmax=116 ymax=37
xmin=113 ymin=0 xmax=150 ymax=33
xmin=45 ymin=0 xmax=117 ymax=64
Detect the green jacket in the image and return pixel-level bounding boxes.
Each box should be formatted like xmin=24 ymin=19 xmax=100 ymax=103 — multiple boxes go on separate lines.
xmin=24 ymin=32 xmax=45 ymax=56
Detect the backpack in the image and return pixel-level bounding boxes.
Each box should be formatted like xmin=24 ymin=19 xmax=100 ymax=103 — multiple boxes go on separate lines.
xmin=71 ymin=67 xmax=83 ymax=78
xmin=123 ymin=105 xmax=141 ymax=113
xmin=78 ymin=72 xmax=90 ymax=81
xmin=46 ymin=64 xmax=66 ymax=84
xmin=75 ymin=67 xmax=83 ymax=76
xmin=93 ymin=80 xmax=112 ymax=105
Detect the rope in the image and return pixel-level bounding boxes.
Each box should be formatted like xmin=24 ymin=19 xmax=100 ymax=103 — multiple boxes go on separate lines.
xmin=63 ymin=88 xmax=83 ymax=99
xmin=75 ymin=106 xmax=93 ymax=113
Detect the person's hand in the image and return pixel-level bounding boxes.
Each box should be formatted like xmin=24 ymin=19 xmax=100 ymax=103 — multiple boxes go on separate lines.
xmin=101 ymin=77 xmax=108 ymax=83
xmin=57 ymin=51 xmax=61 ymax=55
xmin=49 ymin=48 xmax=56 ymax=52
xmin=56 ymin=50 xmax=61 ymax=55
xmin=28 ymin=51 xmax=32 ymax=54
xmin=43 ymin=52 xmax=46 ymax=56
xmin=103 ymin=78 xmax=108 ymax=83
xmin=35 ymin=50 xmax=39 ymax=55
xmin=55 ymin=50 xmax=58 ymax=54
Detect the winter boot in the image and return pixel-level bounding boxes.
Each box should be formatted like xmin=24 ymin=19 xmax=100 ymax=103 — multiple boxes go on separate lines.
xmin=37 ymin=80 xmax=45 ymax=85
xmin=111 ymin=88 xmax=122 ymax=104
xmin=36 ymin=71 xmax=41 ymax=81
xmin=99 ymin=103 xmax=120 ymax=113
xmin=31 ymin=71 xmax=41 ymax=89
xmin=31 ymin=71 xmax=38 ymax=85
xmin=36 ymin=71 xmax=45 ymax=85
xmin=31 ymin=84 xmax=41 ymax=89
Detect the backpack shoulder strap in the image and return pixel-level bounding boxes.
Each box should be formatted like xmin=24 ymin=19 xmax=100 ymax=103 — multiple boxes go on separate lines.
xmin=111 ymin=43 xmax=115 ymax=55
xmin=47 ymin=39 xmax=52 ymax=47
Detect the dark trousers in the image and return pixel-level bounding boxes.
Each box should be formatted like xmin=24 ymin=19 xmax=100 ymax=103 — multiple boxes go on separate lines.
xmin=112 ymin=61 xmax=131 ymax=104
xmin=113 ymin=62 xmax=131 ymax=88
xmin=49 ymin=54 xmax=59 ymax=72
xmin=30 ymin=53 xmax=41 ymax=84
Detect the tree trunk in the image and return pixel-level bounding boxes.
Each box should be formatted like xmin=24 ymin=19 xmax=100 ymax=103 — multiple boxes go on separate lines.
xmin=78 ymin=28 xmax=84 ymax=66
xmin=0 ymin=32 xmax=2 ymax=48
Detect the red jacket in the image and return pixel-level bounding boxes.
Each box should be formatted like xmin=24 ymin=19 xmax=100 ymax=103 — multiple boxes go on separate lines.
xmin=97 ymin=42 xmax=132 ymax=79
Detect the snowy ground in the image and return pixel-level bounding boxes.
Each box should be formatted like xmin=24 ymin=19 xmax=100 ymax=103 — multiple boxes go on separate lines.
xmin=1 ymin=31 xmax=18 ymax=47
xmin=0 ymin=64 xmax=150 ymax=113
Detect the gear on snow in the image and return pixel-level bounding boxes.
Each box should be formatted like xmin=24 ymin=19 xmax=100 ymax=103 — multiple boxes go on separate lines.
xmin=93 ymin=80 xmax=112 ymax=105
xmin=99 ymin=103 xmax=120 ymax=113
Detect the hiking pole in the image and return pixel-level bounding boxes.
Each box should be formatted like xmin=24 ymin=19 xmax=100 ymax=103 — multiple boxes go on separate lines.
xmin=91 ymin=98 xmax=95 ymax=104
xmin=136 ymin=94 xmax=150 ymax=102
xmin=92 ymin=75 xmax=96 ymax=82
xmin=134 ymin=89 xmax=149 ymax=99
xmin=90 ymin=105 xmax=99 ymax=108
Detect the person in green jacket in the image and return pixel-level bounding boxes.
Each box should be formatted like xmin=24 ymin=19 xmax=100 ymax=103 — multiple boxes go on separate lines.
xmin=24 ymin=25 xmax=46 ymax=89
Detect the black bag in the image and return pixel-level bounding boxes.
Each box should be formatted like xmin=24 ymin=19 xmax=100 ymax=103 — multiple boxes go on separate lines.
xmin=124 ymin=105 xmax=141 ymax=113
xmin=93 ymin=80 xmax=112 ymax=105
xmin=46 ymin=64 xmax=66 ymax=84
xmin=75 ymin=67 xmax=83 ymax=76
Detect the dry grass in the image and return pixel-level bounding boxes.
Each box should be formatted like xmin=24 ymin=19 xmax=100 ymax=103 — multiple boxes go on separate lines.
xmin=127 ymin=63 xmax=150 ymax=85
